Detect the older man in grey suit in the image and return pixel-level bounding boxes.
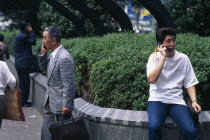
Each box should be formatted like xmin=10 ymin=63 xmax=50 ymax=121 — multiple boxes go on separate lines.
xmin=38 ymin=26 xmax=75 ymax=140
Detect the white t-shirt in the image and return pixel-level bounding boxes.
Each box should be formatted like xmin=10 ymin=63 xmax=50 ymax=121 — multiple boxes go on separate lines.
xmin=146 ymin=51 xmax=198 ymax=105
xmin=0 ymin=61 xmax=16 ymax=95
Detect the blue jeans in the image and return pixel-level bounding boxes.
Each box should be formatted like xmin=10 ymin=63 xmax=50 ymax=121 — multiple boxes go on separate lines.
xmin=147 ymin=101 xmax=199 ymax=140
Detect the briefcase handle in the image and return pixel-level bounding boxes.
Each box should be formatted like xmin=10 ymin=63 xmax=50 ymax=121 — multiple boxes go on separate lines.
xmin=57 ymin=98 xmax=73 ymax=123
xmin=55 ymin=112 xmax=73 ymax=123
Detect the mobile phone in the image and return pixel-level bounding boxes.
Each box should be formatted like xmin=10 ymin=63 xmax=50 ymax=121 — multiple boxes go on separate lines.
xmin=28 ymin=23 xmax=31 ymax=27
xmin=42 ymin=44 xmax=47 ymax=50
xmin=157 ymin=42 xmax=173 ymax=52
xmin=25 ymin=26 xmax=28 ymax=31
xmin=157 ymin=42 xmax=161 ymax=46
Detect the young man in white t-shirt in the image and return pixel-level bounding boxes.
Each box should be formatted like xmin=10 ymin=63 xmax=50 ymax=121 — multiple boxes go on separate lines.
xmin=146 ymin=27 xmax=201 ymax=140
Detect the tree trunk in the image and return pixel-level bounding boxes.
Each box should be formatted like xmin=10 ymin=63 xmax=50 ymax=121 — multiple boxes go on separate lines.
xmin=96 ymin=0 xmax=133 ymax=32
xmin=137 ymin=0 xmax=175 ymax=29
xmin=67 ymin=0 xmax=106 ymax=36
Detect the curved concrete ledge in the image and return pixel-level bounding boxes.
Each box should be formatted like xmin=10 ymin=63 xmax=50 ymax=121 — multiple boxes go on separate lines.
xmin=7 ymin=55 xmax=210 ymax=140
xmin=74 ymin=97 xmax=210 ymax=127
xmin=74 ymin=98 xmax=176 ymax=127
xmin=74 ymin=98 xmax=210 ymax=140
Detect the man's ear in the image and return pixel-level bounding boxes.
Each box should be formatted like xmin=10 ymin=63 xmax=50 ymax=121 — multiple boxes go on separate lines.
xmin=52 ymin=38 xmax=57 ymax=44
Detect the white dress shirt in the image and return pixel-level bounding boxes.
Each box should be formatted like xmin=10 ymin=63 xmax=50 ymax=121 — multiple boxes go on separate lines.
xmin=50 ymin=45 xmax=62 ymax=60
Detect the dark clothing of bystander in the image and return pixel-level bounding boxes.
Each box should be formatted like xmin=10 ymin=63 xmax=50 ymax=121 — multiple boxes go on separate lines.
xmin=15 ymin=31 xmax=36 ymax=106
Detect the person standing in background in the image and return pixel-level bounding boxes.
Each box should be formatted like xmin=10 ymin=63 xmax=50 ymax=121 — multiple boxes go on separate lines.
xmin=38 ymin=26 xmax=75 ymax=140
xmin=0 ymin=34 xmax=10 ymax=61
xmin=14 ymin=21 xmax=36 ymax=107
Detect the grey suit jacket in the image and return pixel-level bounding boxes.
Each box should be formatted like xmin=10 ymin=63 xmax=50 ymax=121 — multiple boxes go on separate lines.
xmin=38 ymin=46 xmax=75 ymax=114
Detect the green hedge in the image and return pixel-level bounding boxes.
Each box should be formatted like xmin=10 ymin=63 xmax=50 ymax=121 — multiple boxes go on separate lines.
xmin=1 ymin=31 xmax=17 ymax=56
xmin=1 ymin=31 xmax=42 ymax=56
xmin=2 ymin=32 xmax=210 ymax=110
xmin=64 ymin=33 xmax=210 ymax=111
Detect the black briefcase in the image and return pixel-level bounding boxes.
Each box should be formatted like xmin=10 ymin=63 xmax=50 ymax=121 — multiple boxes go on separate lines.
xmin=49 ymin=116 xmax=89 ymax=140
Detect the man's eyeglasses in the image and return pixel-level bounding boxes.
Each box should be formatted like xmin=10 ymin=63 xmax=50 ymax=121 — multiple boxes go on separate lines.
xmin=163 ymin=38 xmax=176 ymax=44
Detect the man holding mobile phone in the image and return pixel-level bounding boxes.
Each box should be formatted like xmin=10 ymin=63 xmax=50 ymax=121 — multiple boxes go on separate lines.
xmin=38 ymin=26 xmax=75 ymax=140
xmin=15 ymin=20 xmax=36 ymax=107
xmin=146 ymin=27 xmax=201 ymax=140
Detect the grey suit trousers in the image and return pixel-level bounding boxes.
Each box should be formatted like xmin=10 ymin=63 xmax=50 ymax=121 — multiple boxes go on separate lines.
xmin=41 ymin=103 xmax=71 ymax=140
xmin=0 ymin=95 xmax=6 ymax=128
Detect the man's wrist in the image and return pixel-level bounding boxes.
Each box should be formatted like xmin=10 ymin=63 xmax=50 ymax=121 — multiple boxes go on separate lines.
xmin=39 ymin=52 xmax=46 ymax=56
xmin=161 ymin=56 xmax=166 ymax=60
xmin=192 ymin=99 xmax=197 ymax=103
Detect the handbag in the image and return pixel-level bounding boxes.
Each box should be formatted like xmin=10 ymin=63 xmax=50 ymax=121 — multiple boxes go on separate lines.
xmin=49 ymin=116 xmax=89 ymax=140
xmin=3 ymin=84 xmax=25 ymax=121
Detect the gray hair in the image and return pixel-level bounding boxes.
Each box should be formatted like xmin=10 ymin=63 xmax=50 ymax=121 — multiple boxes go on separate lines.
xmin=44 ymin=26 xmax=62 ymax=43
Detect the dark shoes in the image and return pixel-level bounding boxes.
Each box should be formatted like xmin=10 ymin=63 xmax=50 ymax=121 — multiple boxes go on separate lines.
xmin=22 ymin=102 xmax=32 ymax=107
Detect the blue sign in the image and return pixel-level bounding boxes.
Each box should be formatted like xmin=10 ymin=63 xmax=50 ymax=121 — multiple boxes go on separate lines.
xmin=126 ymin=1 xmax=155 ymax=33
xmin=127 ymin=1 xmax=153 ymax=23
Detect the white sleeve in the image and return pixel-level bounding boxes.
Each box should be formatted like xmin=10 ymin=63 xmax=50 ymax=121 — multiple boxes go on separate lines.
xmin=184 ymin=57 xmax=198 ymax=88
xmin=146 ymin=53 xmax=158 ymax=77
xmin=3 ymin=62 xmax=16 ymax=90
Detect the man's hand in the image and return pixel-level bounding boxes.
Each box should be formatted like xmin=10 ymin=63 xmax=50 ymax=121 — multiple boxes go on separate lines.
xmin=41 ymin=44 xmax=48 ymax=56
xmin=27 ymin=26 xmax=33 ymax=32
xmin=158 ymin=45 xmax=167 ymax=58
xmin=62 ymin=107 xmax=71 ymax=115
xmin=192 ymin=102 xmax=201 ymax=113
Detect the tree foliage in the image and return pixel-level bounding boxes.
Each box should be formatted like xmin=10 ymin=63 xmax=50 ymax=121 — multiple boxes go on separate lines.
xmin=164 ymin=0 xmax=210 ymax=36
xmin=38 ymin=0 xmax=122 ymax=38
xmin=1 ymin=0 xmax=177 ymax=37
xmin=37 ymin=1 xmax=79 ymax=38
xmin=1 ymin=0 xmax=133 ymax=37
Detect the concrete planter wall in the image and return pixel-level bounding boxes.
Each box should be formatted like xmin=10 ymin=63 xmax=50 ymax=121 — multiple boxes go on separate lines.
xmin=7 ymin=55 xmax=210 ymax=140
xmin=73 ymin=98 xmax=210 ymax=140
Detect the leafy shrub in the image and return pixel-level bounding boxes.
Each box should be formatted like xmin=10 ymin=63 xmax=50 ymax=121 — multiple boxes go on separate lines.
xmin=1 ymin=31 xmax=17 ymax=56
xmin=3 ymin=32 xmax=210 ymax=111
xmin=63 ymin=33 xmax=210 ymax=111
xmin=66 ymin=33 xmax=210 ymax=111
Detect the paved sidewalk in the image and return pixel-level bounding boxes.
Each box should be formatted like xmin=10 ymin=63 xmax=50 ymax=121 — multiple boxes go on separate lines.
xmin=0 ymin=107 xmax=43 ymax=140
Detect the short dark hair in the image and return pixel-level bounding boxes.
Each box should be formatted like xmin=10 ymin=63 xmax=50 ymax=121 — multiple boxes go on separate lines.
xmin=19 ymin=20 xmax=28 ymax=31
xmin=156 ymin=27 xmax=177 ymax=44
xmin=44 ymin=26 xmax=62 ymax=43
xmin=0 ymin=34 xmax=4 ymax=42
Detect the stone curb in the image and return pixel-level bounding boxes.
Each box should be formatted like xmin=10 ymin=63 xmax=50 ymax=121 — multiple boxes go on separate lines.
xmin=74 ymin=98 xmax=181 ymax=127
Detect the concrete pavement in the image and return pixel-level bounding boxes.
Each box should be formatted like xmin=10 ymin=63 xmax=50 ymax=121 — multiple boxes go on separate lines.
xmin=0 ymin=107 xmax=43 ymax=140
xmin=0 ymin=58 xmax=43 ymax=140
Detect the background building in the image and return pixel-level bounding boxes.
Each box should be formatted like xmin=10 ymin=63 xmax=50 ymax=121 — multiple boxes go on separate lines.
xmin=125 ymin=1 xmax=156 ymax=34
